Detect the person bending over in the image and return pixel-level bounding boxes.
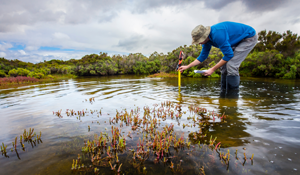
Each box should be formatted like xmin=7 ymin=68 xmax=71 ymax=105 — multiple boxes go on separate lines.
xmin=179 ymin=21 xmax=257 ymax=93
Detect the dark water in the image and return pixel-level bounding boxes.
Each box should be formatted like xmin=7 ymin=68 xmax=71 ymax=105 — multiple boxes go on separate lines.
xmin=0 ymin=75 xmax=300 ymax=175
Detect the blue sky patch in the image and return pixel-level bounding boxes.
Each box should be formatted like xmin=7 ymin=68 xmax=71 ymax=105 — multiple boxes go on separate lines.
xmin=7 ymin=43 xmax=26 ymax=51
xmin=38 ymin=46 xmax=76 ymax=52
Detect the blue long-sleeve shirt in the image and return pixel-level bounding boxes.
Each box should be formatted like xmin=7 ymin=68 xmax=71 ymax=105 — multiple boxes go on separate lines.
xmin=196 ymin=21 xmax=256 ymax=62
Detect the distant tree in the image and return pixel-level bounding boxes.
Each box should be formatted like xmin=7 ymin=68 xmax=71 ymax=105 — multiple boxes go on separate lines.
xmin=254 ymin=30 xmax=282 ymax=52
xmin=254 ymin=30 xmax=300 ymax=57
xmin=276 ymin=30 xmax=300 ymax=57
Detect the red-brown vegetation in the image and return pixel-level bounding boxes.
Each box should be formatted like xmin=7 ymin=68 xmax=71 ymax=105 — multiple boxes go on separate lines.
xmin=0 ymin=76 xmax=38 ymax=85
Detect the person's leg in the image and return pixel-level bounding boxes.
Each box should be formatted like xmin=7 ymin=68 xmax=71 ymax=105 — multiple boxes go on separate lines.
xmin=220 ymin=64 xmax=227 ymax=91
xmin=226 ymin=34 xmax=258 ymax=90
xmin=219 ymin=62 xmax=228 ymax=98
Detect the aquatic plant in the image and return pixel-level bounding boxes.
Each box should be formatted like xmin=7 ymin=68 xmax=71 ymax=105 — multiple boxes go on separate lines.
xmin=215 ymin=142 xmax=221 ymax=150
xmin=53 ymin=110 xmax=62 ymax=118
xmin=169 ymin=161 xmax=174 ymax=169
xmin=1 ymin=143 xmax=8 ymax=154
xmin=89 ymin=97 xmax=95 ymax=103
xmin=1 ymin=128 xmax=43 ymax=158
xmin=52 ymin=100 xmax=255 ymax=174
xmin=117 ymin=163 xmax=122 ymax=172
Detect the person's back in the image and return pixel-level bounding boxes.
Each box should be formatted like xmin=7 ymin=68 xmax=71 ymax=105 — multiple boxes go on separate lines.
xmin=210 ymin=21 xmax=256 ymax=47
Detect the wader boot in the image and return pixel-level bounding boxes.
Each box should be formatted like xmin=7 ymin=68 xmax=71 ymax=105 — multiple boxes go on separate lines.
xmin=226 ymin=76 xmax=240 ymax=98
xmin=220 ymin=74 xmax=227 ymax=98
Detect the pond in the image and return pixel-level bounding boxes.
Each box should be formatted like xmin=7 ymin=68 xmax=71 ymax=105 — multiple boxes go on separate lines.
xmin=0 ymin=75 xmax=300 ymax=175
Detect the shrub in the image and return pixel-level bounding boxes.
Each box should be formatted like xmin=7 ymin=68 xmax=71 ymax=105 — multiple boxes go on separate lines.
xmin=34 ymin=73 xmax=44 ymax=79
xmin=28 ymin=72 xmax=44 ymax=79
xmin=90 ymin=70 xmax=96 ymax=75
xmin=16 ymin=68 xmax=31 ymax=76
xmin=47 ymin=75 xmax=54 ymax=79
xmin=283 ymin=65 xmax=297 ymax=79
xmin=0 ymin=70 xmax=6 ymax=77
xmin=8 ymin=69 xmax=18 ymax=77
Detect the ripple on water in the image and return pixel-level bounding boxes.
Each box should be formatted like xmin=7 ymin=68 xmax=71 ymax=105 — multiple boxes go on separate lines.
xmin=0 ymin=76 xmax=300 ymax=175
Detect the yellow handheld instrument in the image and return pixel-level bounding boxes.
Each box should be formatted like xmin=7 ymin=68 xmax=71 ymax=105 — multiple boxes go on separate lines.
xmin=176 ymin=51 xmax=183 ymax=88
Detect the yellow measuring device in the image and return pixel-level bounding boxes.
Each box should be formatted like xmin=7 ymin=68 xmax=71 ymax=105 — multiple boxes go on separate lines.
xmin=176 ymin=51 xmax=183 ymax=88
xmin=178 ymin=70 xmax=181 ymax=87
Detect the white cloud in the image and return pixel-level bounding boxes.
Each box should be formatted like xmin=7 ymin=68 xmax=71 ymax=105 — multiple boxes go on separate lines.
xmin=53 ymin=32 xmax=70 ymax=40
xmin=0 ymin=0 xmax=299 ymax=63
xmin=25 ymin=46 xmax=39 ymax=51
xmin=0 ymin=52 xmax=6 ymax=57
xmin=18 ymin=50 xmax=26 ymax=55
xmin=0 ymin=42 xmax=13 ymax=51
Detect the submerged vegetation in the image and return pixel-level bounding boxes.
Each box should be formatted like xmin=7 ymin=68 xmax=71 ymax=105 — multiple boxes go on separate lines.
xmin=1 ymin=128 xmax=42 ymax=159
xmin=50 ymin=100 xmax=255 ymax=174
xmin=0 ymin=30 xmax=299 ymax=81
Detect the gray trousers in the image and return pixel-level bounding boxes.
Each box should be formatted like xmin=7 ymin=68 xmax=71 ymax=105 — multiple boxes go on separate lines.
xmin=221 ymin=34 xmax=258 ymax=76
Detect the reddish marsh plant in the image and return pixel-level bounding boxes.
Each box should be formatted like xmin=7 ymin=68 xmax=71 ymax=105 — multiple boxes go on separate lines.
xmin=0 ymin=76 xmax=38 ymax=85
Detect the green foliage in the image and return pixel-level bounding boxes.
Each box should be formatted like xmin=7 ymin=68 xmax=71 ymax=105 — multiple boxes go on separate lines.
xmin=254 ymin=30 xmax=300 ymax=57
xmin=0 ymin=70 xmax=7 ymax=77
xmin=17 ymin=68 xmax=31 ymax=76
xmin=8 ymin=69 xmax=18 ymax=77
xmin=240 ymin=50 xmax=300 ymax=79
xmin=7 ymin=68 xmax=31 ymax=77
xmin=276 ymin=30 xmax=300 ymax=57
xmin=132 ymin=60 xmax=161 ymax=75
xmin=28 ymin=72 xmax=44 ymax=79
xmin=254 ymin=30 xmax=282 ymax=52
xmin=208 ymin=61 xmax=220 ymax=78
xmin=34 ymin=73 xmax=44 ymax=79
xmin=61 ymin=67 xmax=70 ymax=74
xmin=90 ymin=70 xmax=96 ymax=75
xmin=47 ymin=75 xmax=54 ymax=79
xmin=0 ymin=29 xmax=299 ymax=79
xmin=133 ymin=61 xmax=147 ymax=75
xmin=95 ymin=59 xmax=118 ymax=75
xmin=282 ymin=65 xmax=297 ymax=79
xmin=182 ymin=56 xmax=199 ymax=77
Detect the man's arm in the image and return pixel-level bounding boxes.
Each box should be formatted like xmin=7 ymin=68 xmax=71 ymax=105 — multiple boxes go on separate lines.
xmin=179 ymin=43 xmax=211 ymax=73
xmin=212 ymin=59 xmax=227 ymax=71
xmin=202 ymin=29 xmax=231 ymax=76
xmin=203 ymin=59 xmax=227 ymax=76
xmin=178 ymin=59 xmax=201 ymax=73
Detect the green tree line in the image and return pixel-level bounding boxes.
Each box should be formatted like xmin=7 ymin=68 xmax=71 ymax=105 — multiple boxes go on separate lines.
xmin=0 ymin=30 xmax=299 ymax=79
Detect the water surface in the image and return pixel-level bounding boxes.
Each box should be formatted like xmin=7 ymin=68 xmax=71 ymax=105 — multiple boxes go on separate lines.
xmin=0 ymin=75 xmax=300 ymax=174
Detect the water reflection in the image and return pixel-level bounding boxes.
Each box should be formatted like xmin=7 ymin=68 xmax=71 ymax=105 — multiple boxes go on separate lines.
xmin=0 ymin=76 xmax=299 ymax=174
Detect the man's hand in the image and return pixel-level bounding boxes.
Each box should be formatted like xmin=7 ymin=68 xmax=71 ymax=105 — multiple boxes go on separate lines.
xmin=203 ymin=59 xmax=228 ymax=76
xmin=178 ymin=66 xmax=189 ymax=73
xmin=178 ymin=59 xmax=201 ymax=73
xmin=203 ymin=68 xmax=215 ymax=76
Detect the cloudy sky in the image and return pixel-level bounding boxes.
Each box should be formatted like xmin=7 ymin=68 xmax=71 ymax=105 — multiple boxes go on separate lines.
xmin=0 ymin=0 xmax=299 ymax=63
